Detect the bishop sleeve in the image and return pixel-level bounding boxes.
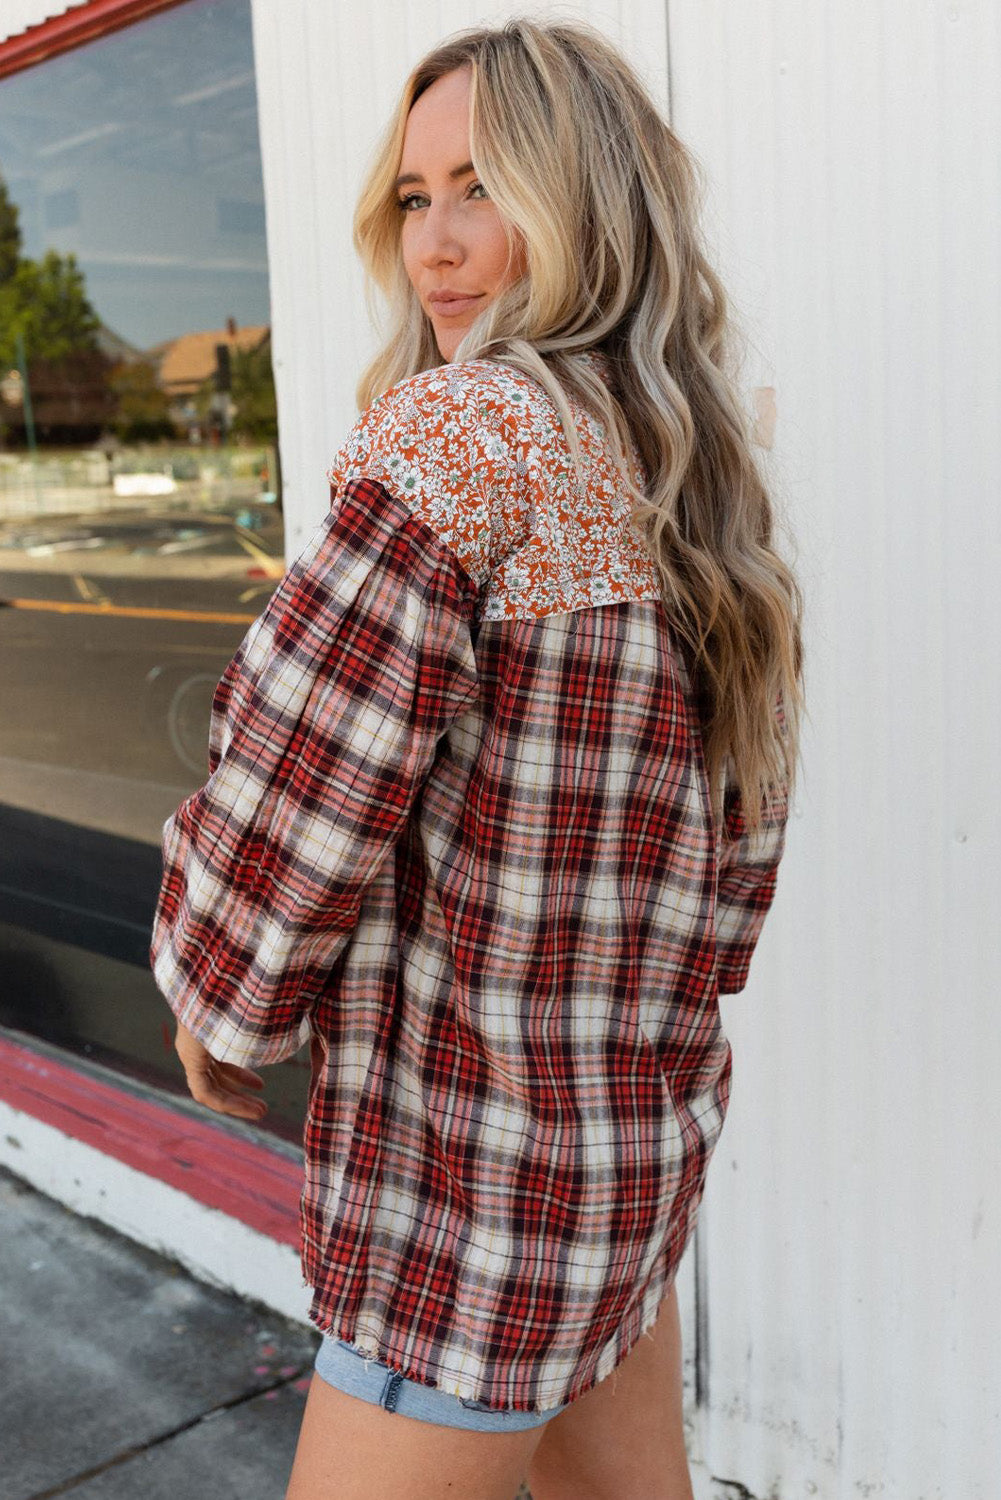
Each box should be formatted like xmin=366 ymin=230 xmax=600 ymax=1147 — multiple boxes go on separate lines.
xmin=714 ymin=694 xmax=793 ymax=994
xmin=149 ymin=476 xmax=481 ymax=1067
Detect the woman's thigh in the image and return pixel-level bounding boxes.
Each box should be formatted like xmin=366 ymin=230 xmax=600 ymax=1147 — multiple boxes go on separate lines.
xmin=525 ymin=1281 xmax=693 ymax=1500
xmin=285 ymin=1369 xmax=548 ymax=1500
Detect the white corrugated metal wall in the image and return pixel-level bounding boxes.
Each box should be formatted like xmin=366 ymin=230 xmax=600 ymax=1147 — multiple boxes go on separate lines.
xmin=668 ymin=3 xmax=1001 ymax=1498
xmin=3 ymin=3 xmax=998 ymax=1496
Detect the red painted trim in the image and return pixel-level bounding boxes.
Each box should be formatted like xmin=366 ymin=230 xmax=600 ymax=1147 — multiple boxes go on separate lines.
xmin=0 ymin=0 xmax=191 ymax=80
xmin=0 ymin=1034 xmax=302 ymax=1247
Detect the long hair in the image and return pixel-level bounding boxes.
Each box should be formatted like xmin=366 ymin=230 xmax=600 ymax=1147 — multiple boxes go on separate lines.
xmin=353 ymin=15 xmax=804 ymax=832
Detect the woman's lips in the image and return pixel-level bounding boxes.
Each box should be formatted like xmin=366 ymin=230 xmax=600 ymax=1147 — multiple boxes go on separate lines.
xmin=427 ymin=293 xmax=484 ymax=316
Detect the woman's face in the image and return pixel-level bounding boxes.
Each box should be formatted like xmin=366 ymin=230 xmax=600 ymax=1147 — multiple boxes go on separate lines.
xmin=396 ymin=65 xmax=527 ymax=362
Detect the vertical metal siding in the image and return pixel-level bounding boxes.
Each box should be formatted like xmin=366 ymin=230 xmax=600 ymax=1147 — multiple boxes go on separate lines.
xmin=668 ymin=3 xmax=1001 ymax=1497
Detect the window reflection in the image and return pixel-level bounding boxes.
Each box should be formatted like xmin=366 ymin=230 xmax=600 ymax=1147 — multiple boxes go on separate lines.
xmin=0 ymin=0 xmax=307 ymax=1138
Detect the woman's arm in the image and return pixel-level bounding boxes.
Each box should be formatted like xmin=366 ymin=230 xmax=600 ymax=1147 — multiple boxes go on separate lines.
xmin=150 ymin=477 xmax=481 ymax=1070
xmin=714 ymin=776 xmax=790 ymax=994
xmin=173 ymin=1019 xmax=267 ymax=1121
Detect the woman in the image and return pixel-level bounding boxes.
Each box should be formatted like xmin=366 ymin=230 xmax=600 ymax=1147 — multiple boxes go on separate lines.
xmin=151 ymin=16 xmax=803 ymax=1500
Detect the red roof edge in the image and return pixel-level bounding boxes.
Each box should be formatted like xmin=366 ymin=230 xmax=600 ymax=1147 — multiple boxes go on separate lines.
xmin=0 ymin=0 xmax=191 ymax=80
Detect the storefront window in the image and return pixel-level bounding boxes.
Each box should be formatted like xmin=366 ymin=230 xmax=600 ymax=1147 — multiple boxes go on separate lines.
xmin=0 ymin=0 xmax=307 ymax=1139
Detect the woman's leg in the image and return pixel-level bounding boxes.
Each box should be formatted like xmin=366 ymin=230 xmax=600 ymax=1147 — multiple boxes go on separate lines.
xmin=285 ymin=1372 xmax=548 ymax=1500
xmin=525 ymin=1280 xmax=695 ymax=1500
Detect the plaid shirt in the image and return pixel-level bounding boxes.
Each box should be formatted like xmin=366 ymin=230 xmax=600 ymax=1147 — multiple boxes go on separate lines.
xmin=150 ymin=354 xmax=789 ymax=1413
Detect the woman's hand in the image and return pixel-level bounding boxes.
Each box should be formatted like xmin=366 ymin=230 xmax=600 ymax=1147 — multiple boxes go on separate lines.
xmin=174 ymin=1020 xmax=268 ymax=1122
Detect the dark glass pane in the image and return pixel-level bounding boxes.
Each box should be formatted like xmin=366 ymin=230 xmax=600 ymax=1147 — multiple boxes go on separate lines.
xmin=0 ymin=0 xmax=307 ymax=1142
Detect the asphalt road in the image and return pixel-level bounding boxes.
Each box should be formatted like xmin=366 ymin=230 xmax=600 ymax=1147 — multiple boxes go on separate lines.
xmin=1 ymin=587 xmax=246 ymax=786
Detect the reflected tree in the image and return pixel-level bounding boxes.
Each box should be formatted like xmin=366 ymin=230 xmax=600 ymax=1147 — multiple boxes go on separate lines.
xmin=0 ymin=174 xmax=20 ymax=284
xmin=0 ymin=249 xmax=101 ymax=366
xmin=108 ymin=358 xmax=174 ymax=442
xmin=230 ymin=334 xmax=278 ymax=442
xmin=192 ymin=332 xmax=277 ymax=443
xmin=0 ymin=171 xmax=113 ymax=444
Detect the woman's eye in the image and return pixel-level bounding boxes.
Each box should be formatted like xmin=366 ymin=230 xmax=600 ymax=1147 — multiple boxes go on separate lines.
xmin=395 ymin=182 xmax=488 ymax=212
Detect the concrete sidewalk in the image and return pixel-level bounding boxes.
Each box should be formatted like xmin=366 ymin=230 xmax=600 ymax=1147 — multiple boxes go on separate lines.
xmin=1 ymin=1166 xmax=726 ymax=1500
xmin=0 ymin=1166 xmax=319 ymax=1499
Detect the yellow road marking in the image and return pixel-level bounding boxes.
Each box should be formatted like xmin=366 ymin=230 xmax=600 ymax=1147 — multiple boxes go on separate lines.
xmin=0 ymin=597 xmax=257 ymax=625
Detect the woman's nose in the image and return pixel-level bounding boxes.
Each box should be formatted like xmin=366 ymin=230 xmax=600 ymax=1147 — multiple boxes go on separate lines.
xmin=417 ymin=203 xmax=463 ymax=266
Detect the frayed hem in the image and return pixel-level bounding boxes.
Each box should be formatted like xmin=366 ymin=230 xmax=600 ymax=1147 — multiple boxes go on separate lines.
xmin=306 ymin=1311 xmax=566 ymax=1414
xmin=300 ymin=1255 xmax=681 ymax=1416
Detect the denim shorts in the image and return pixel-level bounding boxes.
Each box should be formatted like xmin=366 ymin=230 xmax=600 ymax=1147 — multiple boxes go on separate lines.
xmin=313 ymin=1332 xmax=571 ymax=1432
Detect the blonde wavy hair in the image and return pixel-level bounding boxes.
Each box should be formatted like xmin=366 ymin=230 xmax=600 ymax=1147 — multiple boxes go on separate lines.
xmin=353 ymin=15 xmax=804 ymax=832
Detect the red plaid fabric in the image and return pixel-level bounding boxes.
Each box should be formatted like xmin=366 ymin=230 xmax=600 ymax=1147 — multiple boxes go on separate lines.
xmin=150 ymin=358 xmax=789 ymax=1413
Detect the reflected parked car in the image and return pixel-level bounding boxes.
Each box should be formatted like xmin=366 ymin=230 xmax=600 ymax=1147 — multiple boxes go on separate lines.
xmin=0 ymin=501 xmax=285 ymax=601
